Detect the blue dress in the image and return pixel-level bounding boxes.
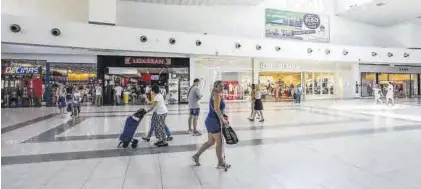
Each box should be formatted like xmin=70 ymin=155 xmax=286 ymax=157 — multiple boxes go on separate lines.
xmin=205 ymin=96 xmax=225 ymax=134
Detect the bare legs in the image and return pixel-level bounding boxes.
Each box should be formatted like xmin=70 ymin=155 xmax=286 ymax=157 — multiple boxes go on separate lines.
xmin=188 ymin=115 xmax=199 ymax=133
xmin=193 ymin=133 xmax=223 ymax=165
xmin=250 ymin=110 xmax=264 ymax=122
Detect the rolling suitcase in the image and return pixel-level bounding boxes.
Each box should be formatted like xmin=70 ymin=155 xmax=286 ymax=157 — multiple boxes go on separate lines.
xmin=118 ymin=109 xmax=146 ymax=148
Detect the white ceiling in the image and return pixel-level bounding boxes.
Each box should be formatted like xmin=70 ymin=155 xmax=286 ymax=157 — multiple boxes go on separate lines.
xmin=337 ymin=0 xmax=421 ymax=26
xmin=120 ymin=0 xmax=264 ymax=6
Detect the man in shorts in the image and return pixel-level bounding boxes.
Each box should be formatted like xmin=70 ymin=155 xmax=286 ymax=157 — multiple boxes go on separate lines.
xmin=188 ymin=78 xmax=202 ymax=136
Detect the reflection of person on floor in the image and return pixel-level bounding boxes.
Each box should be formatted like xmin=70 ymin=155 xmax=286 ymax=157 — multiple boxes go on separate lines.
xmin=386 ymin=82 xmax=395 ymax=105
xmin=373 ymin=84 xmax=383 ymax=104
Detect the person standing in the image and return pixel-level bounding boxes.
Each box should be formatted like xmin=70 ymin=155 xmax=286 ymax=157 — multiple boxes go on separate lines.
xmin=56 ymin=85 xmax=67 ymax=117
xmin=192 ymin=80 xmax=231 ymax=169
xmin=114 ymin=85 xmax=123 ymax=105
xmin=187 ymin=78 xmax=203 ymax=135
xmin=146 ymin=85 xmax=169 ymax=147
xmin=373 ymin=84 xmax=383 ymax=104
xmin=249 ymin=85 xmax=265 ymax=122
xmin=95 ymin=84 xmax=103 ymax=107
xmin=295 ymin=84 xmax=302 ymax=103
xmin=386 ymin=82 xmax=395 ymax=105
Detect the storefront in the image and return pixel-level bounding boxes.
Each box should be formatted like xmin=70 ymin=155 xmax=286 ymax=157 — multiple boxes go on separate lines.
xmin=254 ymin=59 xmax=359 ymax=100
xmin=97 ymin=56 xmax=190 ymax=105
xmin=1 ymin=60 xmax=45 ymax=108
xmin=360 ymin=64 xmax=421 ymax=98
xmin=191 ymin=57 xmax=253 ymax=102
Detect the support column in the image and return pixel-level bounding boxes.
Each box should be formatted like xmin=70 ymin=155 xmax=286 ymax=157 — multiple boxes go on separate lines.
xmin=89 ymin=0 xmax=117 ymax=25
xmin=351 ymin=63 xmax=361 ymax=98
xmin=44 ymin=63 xmax=52 ymax=107
xmin=189 ymin=57 xmax=195 ymax=85
xmin=252 ymin=58 xmax=260 ymax=85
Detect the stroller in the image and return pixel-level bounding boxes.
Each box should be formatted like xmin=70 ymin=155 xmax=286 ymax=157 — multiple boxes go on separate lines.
xmin=118 ymin=109 xmax=147 ymax=148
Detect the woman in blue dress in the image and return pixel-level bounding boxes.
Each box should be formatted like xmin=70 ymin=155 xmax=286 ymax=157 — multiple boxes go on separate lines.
xmin=192 ymin=80 xmax=231 ymax=169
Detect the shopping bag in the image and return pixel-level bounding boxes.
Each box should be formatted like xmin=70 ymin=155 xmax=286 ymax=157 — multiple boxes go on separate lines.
xmin=222 ymin=114 xmax=238 ymax=145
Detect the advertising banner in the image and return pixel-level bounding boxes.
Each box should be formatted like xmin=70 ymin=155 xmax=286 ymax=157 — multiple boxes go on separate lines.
xmin=124 ymin=57 xmax=171 ymax=65
xmin=265 ymin=9 xmax=330 ymax=42
xmin=2 ymin=66 xmax=42 ymax=74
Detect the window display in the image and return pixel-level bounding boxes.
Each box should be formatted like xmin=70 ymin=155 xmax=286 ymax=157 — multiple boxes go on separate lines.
xmin=303 ymin=72 xmax=335 ymax=98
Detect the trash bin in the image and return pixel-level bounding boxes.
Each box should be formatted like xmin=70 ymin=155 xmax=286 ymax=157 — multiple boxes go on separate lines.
xmin=123 ymin=92 xmax=129 ymax=104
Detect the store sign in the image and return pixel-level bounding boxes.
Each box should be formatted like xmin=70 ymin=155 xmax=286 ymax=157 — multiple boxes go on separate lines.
xmin=265 ymin=9 xmax=330 ymax=42
xmin=398 ymin=67 xmax=410 ymax=72
xmin=260 ymin=62 xmax=300 ymax=70
xmin=125 ymin=57 xmax=171 ymax=65
xmin=2 ymin=66 xmax=41 ymax=74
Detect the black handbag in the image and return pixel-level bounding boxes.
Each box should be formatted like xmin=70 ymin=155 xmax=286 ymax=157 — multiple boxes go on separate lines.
xmin=222 ymin=114 xmax=239 ymax=145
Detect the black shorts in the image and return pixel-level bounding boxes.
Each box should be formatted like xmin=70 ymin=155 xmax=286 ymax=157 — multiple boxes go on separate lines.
xmin=190 ymin=108 xmax=200 ymax=116
xmin=254 ymin=99 xmax=263 ymax=111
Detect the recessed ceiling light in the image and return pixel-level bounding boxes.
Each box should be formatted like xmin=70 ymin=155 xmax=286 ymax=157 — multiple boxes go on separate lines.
xmin=376 ymin=2 xmax=385 ymax=6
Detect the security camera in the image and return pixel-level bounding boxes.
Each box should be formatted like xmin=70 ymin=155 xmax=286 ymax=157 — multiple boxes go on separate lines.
xmin=403 ymin=53 xmax=409 ymax=58
xmin=256 ymin=45 xmax=262 ymax=50
xmin=169 ymin=38 xmax=176 ymax=45
xmin=325 ymin=49 xmax=331 ymax=55
xmin=51 ymin=28 xmax=61 ymax=36
xmin=387 ymin=52 xmax=393 ymax=57
xmin=10 ymin=24 xmax=21 ymax=33
xmin=307 ymin=48 xmax=313 ymax=53
xmin=140 ymin=36 xmax=148 ymax=42
xmin=343 ymin=50 xmax=348 ymax=55
xmin=372 ymin=52 xmax=377 ymax=57
xmin=196 ymin=40 xmax=202 ymax=46
xmin=275 ymin=46 xmax=281 ymax=51
xmin=235 ymin=43 xmax=241 ymax=49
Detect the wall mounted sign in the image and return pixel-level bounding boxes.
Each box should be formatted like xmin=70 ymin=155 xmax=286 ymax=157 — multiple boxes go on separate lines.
xmin=2 ymin=66 xmax=41 ymax=74
xmin=265 ymin=9 xmax=330 ymax=42
xmin=260 ymin=62 xmax=300 ymax=70
xmin=124 ymin=57 xmax=171 ymax=65
xmin=359 ymin=64 xmax=421 ymax=73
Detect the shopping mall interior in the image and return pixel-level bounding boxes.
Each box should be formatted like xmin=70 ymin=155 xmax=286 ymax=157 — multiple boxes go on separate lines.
xmin=2 ymin=0 xmax=421 ymax=189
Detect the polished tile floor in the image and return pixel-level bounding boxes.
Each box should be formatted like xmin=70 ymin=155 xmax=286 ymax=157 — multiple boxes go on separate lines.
xmin=2 ymin=99 xmax=421 ymax=189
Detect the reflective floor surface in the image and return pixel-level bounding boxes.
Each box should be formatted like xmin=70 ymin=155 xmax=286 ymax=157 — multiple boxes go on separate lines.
xmin=2 ymin=98 xmax=421 ymax=189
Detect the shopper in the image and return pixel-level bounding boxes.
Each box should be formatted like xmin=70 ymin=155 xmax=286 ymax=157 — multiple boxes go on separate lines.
xmin=295 ymin=84 xmax=302 ymax=103
xmin=373 ymin=84 xmax=383 ymax=104
xmin=248 ymin=84 xmax=261 ymax=120
xmin=95 ymin=84 xmax=102 ymax=107
xmin=386 ymin=82 xmax=394 ymax=105
xmin=114 ymin=84 xmax=123 ymax=105
xmin=187 ymin=78 xmax=203 ymax=135
xmin=192 ymin=80 xmax=231 ymax=169
xmin=142 ymin=123 xmax=173 ymax=142
xmin=56 ymin=85 xmax=67 ymax=117
xmin=146 ymin=85 xmax=169 ymax=147
xmin=290 ymin=85 xmax=296 ymax=103
xmin=71 ymin=87 xmax=81 ymax=117
xmin=249 ymin=85 xmax=264 ymax=122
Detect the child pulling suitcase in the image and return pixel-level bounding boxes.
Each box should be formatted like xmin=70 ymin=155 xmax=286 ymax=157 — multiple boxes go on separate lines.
xmin=118 ymin=108 xmax=147 ymax=148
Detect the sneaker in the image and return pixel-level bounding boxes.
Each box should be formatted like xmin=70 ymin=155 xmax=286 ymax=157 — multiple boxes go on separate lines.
xmin=154 ymin=141 xmax=168 ymax=147
xmin=259 ymin=119 xmax=265 ymax=122
xmin=187 ymin=130 xmax=193 ymax=134
xmin=141 ymin=137 xmax=150 ymax=142
xmin=166 ymin=136 xmax=173 ymax=141
xmin=192 ymin=155 xmax=201 ymax=166
xmin=192 ymin=131 xmax=202 ymax=136
xmin=216 ymin=162 xmax=231 ymax=169
xmin=248 ymin=118 xmax=254 ymax=121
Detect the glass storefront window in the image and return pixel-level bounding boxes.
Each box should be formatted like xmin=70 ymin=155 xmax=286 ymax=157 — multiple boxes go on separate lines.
xmin=314 ymin=72 xmax=322 ymax=95
xmin=361 ymin=73 xmax=376 ymax=97
xmin=410 ymin=74 xmax=418 ymax=97
xmin=389 ymin=74 xmax=410 ymax=97
xmin=304 ymin=72 xmax=313 ymax=95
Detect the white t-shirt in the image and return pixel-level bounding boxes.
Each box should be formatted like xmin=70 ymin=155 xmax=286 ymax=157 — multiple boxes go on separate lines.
xmin=154 ymin=93 xmax=168 ymax=114
xmin=114 ymin=86 xmax=123 ymax=96
xmin=387 ymin=85 xmax=394 ymax=97
xmin=374 ymin=88 xmax=381 ymax=97
xmin=95 ymin=86 xmax=102 ymax=96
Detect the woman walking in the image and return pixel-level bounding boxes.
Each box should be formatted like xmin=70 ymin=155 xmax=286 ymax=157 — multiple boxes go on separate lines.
xmin=249 ymin=85 xmax=264 ymax=122
xmin=192 ymin=80 xmax=231 ymax=169
xmin=146 ymin=85 xmax=169 ymax=147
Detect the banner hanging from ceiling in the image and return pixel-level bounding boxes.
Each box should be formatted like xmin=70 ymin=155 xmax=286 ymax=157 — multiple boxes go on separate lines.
xmin=265 ymin=9 xmax=330 ymax=42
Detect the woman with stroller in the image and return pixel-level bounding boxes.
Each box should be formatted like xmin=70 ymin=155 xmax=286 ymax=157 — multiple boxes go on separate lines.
xmin=192 ymin=80 xmax=231 ymax=169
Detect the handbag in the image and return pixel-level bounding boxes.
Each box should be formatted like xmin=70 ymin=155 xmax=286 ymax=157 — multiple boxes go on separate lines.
xmin=222 ymin=114 xmax=239 ymax=145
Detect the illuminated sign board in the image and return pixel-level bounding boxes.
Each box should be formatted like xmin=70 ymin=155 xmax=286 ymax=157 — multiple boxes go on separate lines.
xmin=2 ymin=67 xmax=41 ymax=74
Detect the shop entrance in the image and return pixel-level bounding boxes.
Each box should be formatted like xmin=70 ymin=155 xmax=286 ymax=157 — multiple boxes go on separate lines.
xmin=259 ymin=72 xmax=301 ymax=101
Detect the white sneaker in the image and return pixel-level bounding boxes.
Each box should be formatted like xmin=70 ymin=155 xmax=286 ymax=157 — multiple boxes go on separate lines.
xmin=187 ymin=130 xmax=193 ymax=134
xmin=217 ymin=162 xmax=231 ymax=169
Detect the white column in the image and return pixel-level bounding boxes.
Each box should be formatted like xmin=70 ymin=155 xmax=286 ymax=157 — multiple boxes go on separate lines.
xmin=252 ymin=58 xmax=261 ymax=84
xmin=89 ymin=0 xmax=117 ymax=25
xmin=351 ymin=63 xmax=361 ymax=98
xmin=189 ymin=57 xmax=195 ymax=85
xmin=334 ymin=63 xmax=341 ymax=98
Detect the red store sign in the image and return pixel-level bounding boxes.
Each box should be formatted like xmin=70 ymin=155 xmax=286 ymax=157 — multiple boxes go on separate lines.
xmin=125 ymin=57 xmax=171 ymax=65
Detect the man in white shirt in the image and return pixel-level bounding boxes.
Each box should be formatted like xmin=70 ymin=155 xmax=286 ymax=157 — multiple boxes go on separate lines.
xmin=95 ymin=84 xmax=102 ymax=106
xmin=114 ymin=85 xmax=123 ymax=105
xmin=386 ymin=82 xmax=394 ymax=105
